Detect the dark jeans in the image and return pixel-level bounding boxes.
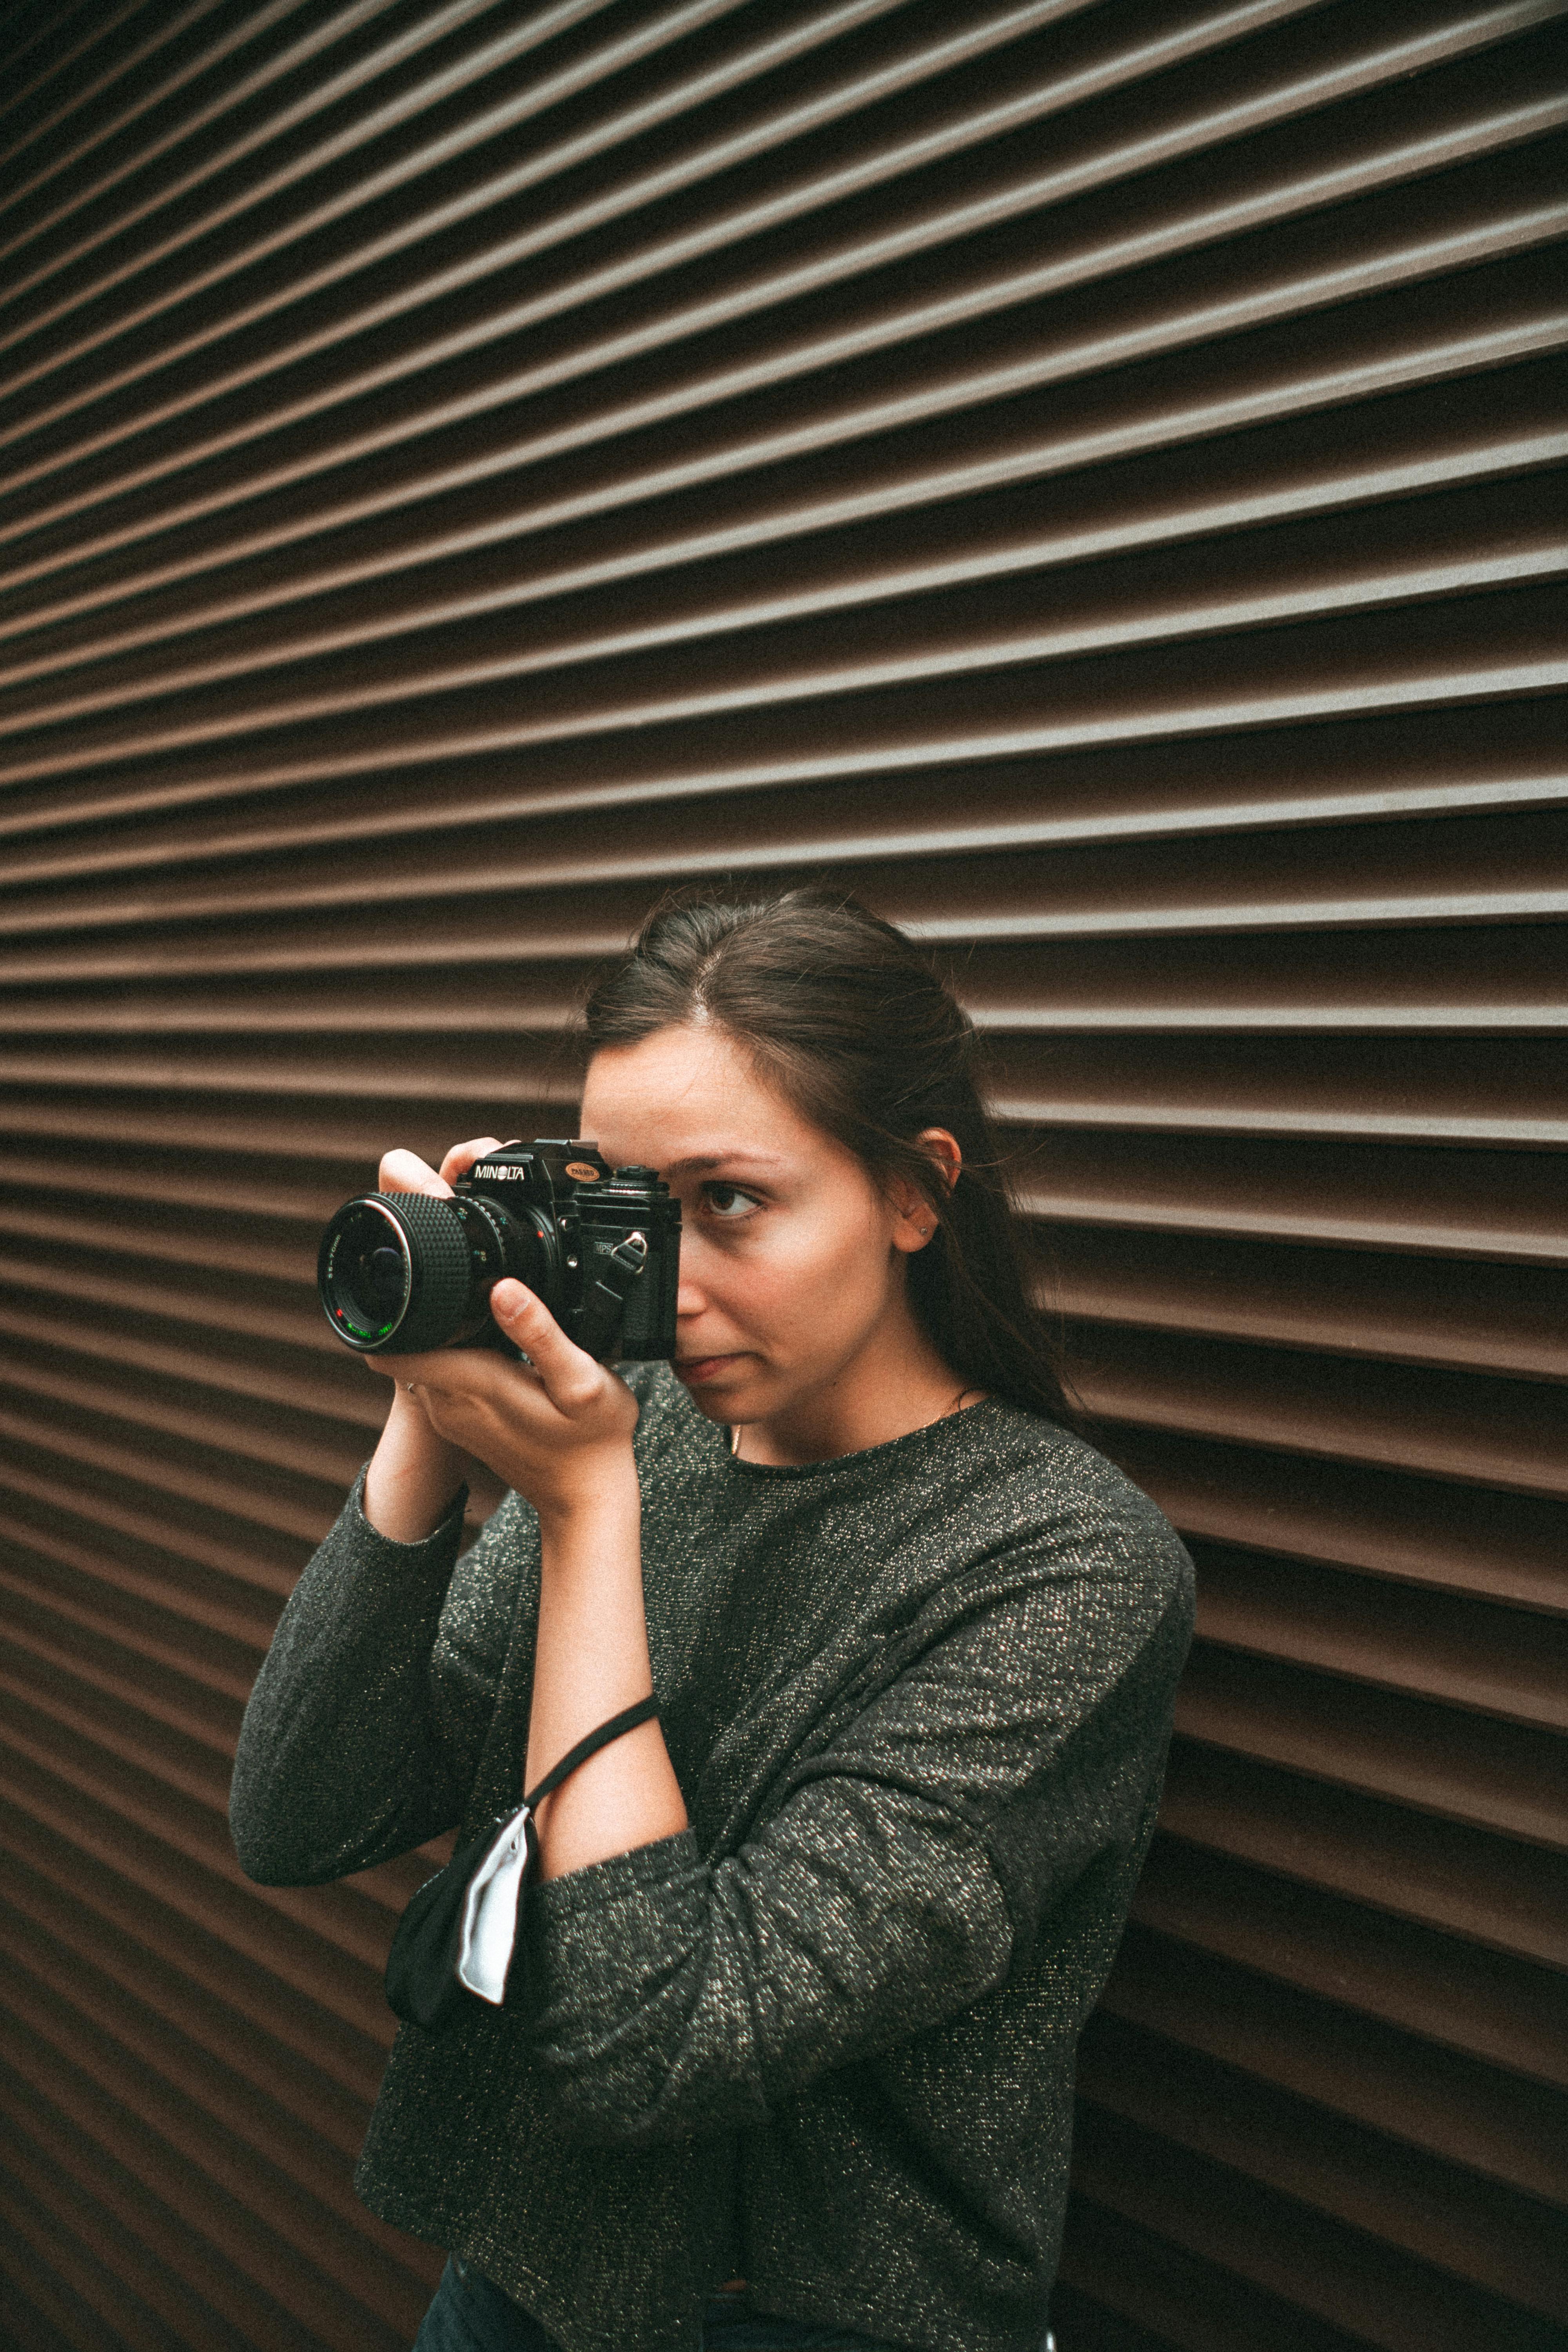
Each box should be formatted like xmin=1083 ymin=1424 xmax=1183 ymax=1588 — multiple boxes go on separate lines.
xmin=411 ymin=2255 xmax=946 ymax=2350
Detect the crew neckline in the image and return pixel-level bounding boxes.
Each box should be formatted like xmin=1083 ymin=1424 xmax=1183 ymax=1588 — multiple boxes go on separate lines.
xmin=715 ymin=1390 xmax=1003 ymax=1479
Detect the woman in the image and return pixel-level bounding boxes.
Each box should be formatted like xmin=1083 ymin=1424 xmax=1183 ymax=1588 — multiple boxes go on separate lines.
xmin=230 ymin=891 xmax=1194 ymax=2352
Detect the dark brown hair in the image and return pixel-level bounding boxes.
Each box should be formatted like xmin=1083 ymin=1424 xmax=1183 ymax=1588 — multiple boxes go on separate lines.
xmin=583 ymin=888 xmax=1071 ymax=1426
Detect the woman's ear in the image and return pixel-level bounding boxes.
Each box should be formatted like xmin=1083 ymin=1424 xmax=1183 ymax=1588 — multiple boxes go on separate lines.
xmin=889 ymin=1129 xmax=962 ymax=1254
xmin=918 ymin=1127 xmax=962 ymax=1194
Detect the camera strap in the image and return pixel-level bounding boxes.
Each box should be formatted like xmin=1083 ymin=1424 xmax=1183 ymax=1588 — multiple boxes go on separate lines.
xmin=575 ymin=1229 xmax=649 ymax=1359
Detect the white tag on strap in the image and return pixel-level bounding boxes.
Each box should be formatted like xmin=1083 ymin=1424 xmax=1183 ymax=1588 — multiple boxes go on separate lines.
xmin=455 ymin=1805 xmax=534 ymax=2005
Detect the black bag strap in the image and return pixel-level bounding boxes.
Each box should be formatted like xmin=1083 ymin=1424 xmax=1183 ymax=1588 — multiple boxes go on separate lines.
xmin=522 ymin=1693 xmax=660 ymax=1813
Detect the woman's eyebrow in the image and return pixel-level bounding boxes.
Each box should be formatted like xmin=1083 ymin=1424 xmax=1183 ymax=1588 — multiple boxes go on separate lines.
xmin=662 ymin=1151 xmax=785 ymax=1177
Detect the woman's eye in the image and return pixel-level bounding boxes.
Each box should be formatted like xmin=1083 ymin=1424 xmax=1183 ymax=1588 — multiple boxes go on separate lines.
xmin=701 ymin=1181 xmax=761 ymax=1220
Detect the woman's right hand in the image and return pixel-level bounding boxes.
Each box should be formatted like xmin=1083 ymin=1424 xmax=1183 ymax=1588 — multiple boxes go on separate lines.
xmin=359 ymin=1138 xmax=503 ymax=1542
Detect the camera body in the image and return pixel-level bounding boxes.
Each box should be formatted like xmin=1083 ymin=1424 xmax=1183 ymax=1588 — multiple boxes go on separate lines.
xmin=318 ymin=1139 xmax=681 ymax=1363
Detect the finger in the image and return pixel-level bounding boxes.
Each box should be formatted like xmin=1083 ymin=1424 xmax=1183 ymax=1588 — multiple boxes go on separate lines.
xmin=378 ymin=1147 xmax=454 ymax=1198
xmin=489 ymin=1281 xmax=600 ymax=1409
xmin=376 ymin=1345 xmax=541 ymax=1403
xmin=365 ymin=1349 xmax=437 ymax=1393
xmin=438 ymin=1136 xmax=506 ymax=1187
xmin=374 ymin=1347 xmax=477 ymax=1386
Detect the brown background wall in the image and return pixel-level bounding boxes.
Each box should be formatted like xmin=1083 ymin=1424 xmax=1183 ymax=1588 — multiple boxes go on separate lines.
xmin=0 ymin=2 xmax=1565 ymax=2347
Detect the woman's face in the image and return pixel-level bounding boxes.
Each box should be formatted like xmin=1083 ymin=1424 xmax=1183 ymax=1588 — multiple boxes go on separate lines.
xmin=579 ymin=1022 xmax=937 ymax=1437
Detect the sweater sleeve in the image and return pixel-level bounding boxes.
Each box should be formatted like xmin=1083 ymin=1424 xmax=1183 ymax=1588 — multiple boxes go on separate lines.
xmin=521 ymin=1503 xmax=1193 ymax=2148
xmin=231 ymin=1364 xmax=661 ymax=1887
xmin=229 ymin=1471 xmax=476 ymax=1885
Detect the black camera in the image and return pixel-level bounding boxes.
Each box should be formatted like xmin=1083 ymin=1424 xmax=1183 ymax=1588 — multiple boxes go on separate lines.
xmin=318 ymin=1140 xmax=680 ymax=1363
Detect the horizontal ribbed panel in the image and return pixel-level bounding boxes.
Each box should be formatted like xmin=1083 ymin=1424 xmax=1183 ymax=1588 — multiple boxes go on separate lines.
xmin=1 ymin=2 xmax=1564 ymax=2346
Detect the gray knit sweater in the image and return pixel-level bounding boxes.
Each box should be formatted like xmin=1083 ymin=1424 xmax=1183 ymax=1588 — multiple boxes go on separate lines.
xmin=230 ymin=1368 xmax=1192 ymax=2352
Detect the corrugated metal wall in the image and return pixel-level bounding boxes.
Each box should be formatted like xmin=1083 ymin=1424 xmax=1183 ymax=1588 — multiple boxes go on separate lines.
xmin=1 ymin=1 xmax=1564 ymax=2346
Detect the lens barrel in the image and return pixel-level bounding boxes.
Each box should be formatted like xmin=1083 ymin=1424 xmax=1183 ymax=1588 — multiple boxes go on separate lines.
xmin=318 ymin=1192 xmax=479 ymax=1352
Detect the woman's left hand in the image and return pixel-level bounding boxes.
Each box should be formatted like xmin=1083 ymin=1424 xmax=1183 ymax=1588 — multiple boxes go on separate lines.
xmin=370 ymin=1281 xmax=640 ymax=1531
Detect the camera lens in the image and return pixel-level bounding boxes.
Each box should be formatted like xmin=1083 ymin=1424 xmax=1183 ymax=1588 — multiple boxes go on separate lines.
xmin=363 ymin=1247 xmax=406 ymax=1309
xmin=318 ymin=1193 xmax=478 ymax=1352
xmin=321 ymin=1201 xmax=412 ymax=1344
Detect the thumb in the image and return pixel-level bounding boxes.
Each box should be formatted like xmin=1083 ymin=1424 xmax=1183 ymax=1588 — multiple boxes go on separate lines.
xmin=489 ymin=1280 xmax=597 ymax=1406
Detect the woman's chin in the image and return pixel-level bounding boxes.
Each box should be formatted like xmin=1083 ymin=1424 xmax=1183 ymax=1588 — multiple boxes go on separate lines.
xmin=684 ymin=1390 xmax=732 ymax=1425
xmin=673 ymin=1352 xmax=751 ymax=1394
xmin=673 ymin=1357 xmax=773 ymax=1430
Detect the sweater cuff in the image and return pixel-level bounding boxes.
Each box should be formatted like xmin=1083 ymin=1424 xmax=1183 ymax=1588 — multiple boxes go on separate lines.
xmin=521 ymin=1831 xmax=708 ymax=2097
xmin=526 ymin=1828 xmax=701 ymax=1924
xmin=344 ymin=1463 xmax=469 ymax=1566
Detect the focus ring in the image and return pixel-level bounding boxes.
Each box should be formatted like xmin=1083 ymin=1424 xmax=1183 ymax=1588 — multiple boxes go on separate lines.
xmin=375 ymin=1192 xmax=475 ymax=1352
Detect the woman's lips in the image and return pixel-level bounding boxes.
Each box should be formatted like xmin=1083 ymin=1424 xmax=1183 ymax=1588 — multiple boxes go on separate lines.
xmin=673 ymin=1353 xmax=745 ymax=1384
